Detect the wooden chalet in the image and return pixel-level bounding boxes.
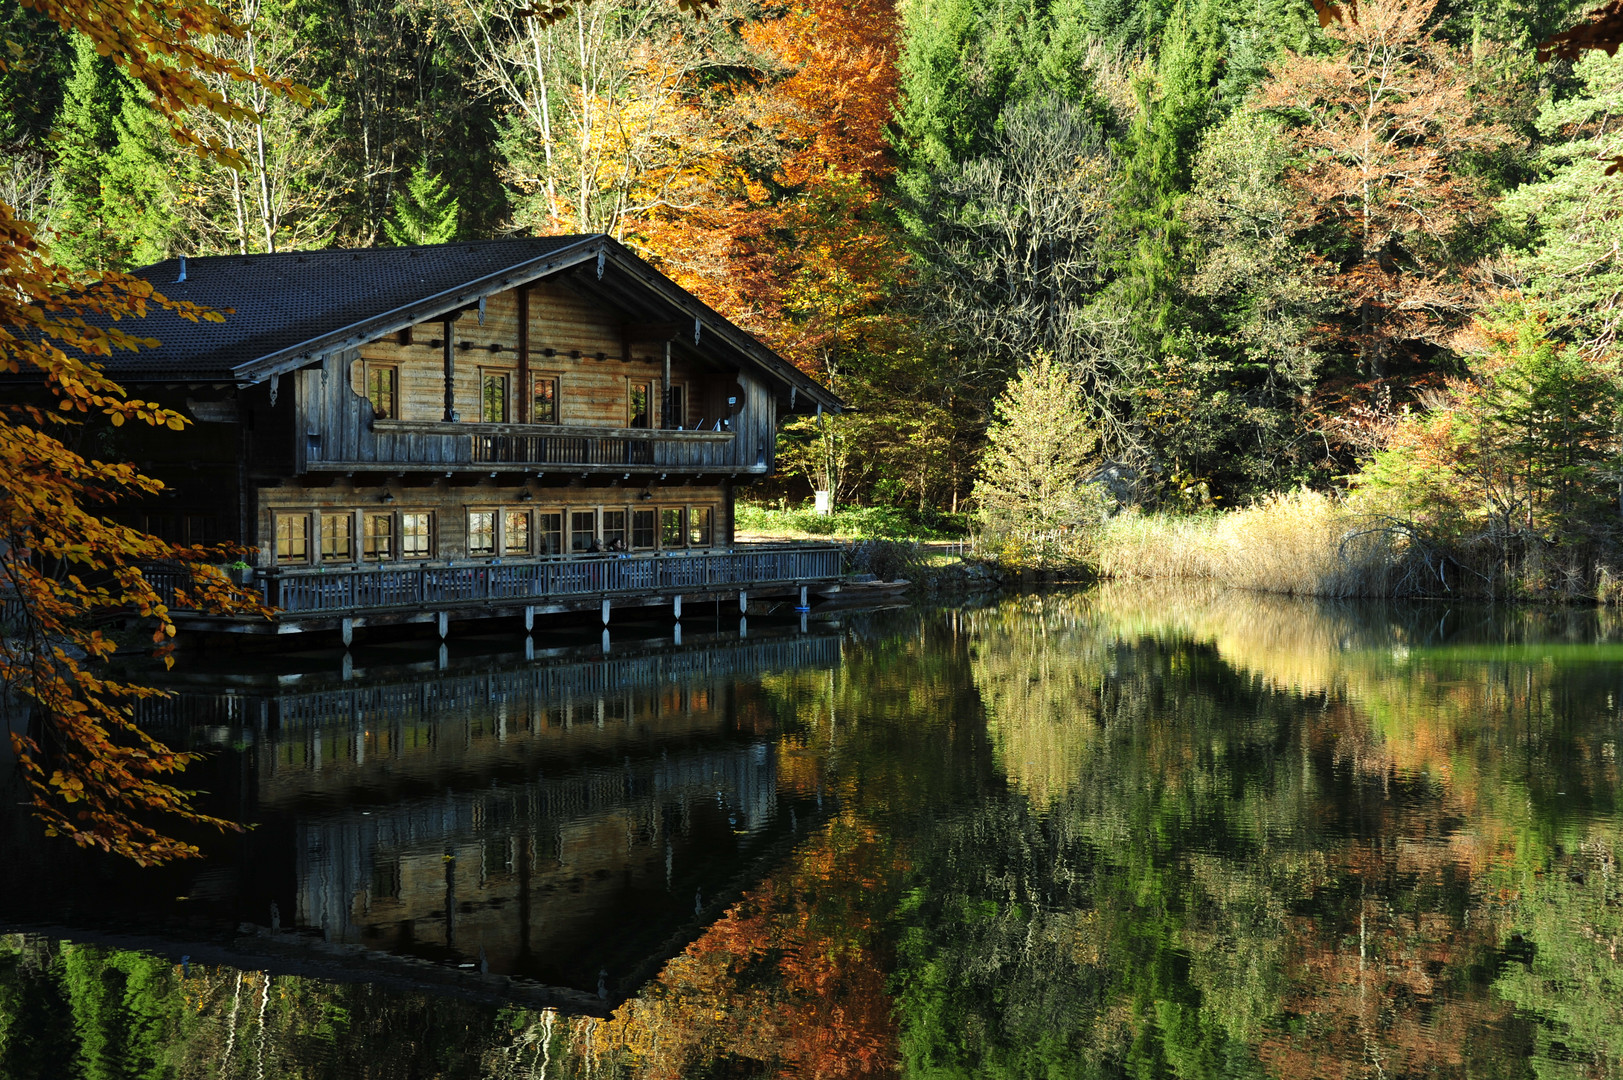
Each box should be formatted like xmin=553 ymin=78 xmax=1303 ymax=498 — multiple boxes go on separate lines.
xmin=99 ymin=236 xmax=843 ymax=638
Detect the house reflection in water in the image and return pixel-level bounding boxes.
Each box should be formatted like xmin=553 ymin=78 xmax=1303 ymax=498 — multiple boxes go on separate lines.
xmin=139 ymin=629 xmax=840 ymax=1001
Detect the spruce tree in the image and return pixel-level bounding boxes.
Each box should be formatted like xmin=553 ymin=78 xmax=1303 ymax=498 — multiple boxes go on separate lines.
xmin=49 ymin=34 xmax=127 ymax=272
xmin=973 ymin=353 xmax=1107 ymax=565
xmin=102 ymin=84 xmax=188 ymax=266
xmin=383 ymin=163 xmax=461 ymax=246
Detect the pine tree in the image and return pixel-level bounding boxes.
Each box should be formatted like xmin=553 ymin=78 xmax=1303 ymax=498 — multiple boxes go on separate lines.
xmin=103 ymin=83 xmax=189 ymax=266
xmin=383 ymin=163 xmax=461 ymax=246
xmin=49 ymin=34 xmax=129 ymax=272
xmin=972 ymin=353 xmax=1108 ymax=565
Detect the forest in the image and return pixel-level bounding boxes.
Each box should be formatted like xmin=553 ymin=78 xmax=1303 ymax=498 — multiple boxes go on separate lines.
xmin=3 ymin=0 xmax=1622 ymax=592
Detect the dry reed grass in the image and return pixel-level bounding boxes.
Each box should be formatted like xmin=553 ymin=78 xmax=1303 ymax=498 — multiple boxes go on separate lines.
xmin=1093 ymin=489 xmax=1408 ymax=598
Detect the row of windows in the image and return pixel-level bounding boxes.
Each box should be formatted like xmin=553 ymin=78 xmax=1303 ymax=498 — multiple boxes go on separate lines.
xmin=272 ymin=504 xmax=718 ymax=564
xmin=365 ymin=364 xmax=687 ymax=428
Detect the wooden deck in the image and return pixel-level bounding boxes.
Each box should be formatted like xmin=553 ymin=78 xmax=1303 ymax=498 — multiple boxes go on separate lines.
xmin=150 ymin=543 xmax=844 ymax=634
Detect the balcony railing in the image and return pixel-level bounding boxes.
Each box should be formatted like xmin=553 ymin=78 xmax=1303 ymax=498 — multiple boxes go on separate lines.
xmin=148 ymin=545 xmax=843 ymax=619
xmin=352 ymin=420 xmax=738 ymax=471
xmin=471 ymin=432 xmax=654 ymax=466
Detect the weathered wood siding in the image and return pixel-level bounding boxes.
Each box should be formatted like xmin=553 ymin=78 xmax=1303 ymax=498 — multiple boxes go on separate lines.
xmin=290 ymin=281 xmax=779 ymax=473
xmin=254 ymin=476 xmax=731 ymax=567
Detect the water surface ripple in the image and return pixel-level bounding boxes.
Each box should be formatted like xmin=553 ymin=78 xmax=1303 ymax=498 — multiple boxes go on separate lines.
xmin=3 ymin=587 xmax=1622 ymax=1079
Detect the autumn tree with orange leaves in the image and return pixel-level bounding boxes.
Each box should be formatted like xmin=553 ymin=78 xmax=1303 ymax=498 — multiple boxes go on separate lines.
xmin=1258 ymin=0 xmax=1510 ymax=380
xmin=0 ymin=0 xmax=297 ymax=861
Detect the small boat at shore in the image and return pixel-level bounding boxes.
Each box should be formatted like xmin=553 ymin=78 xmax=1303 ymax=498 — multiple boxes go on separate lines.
xmin=813 ymin=578 xmax=911 ymax=603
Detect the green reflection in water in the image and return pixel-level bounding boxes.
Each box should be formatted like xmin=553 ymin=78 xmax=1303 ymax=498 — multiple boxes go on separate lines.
xmin=4 ymin=588 xmax=1623 ymax=1080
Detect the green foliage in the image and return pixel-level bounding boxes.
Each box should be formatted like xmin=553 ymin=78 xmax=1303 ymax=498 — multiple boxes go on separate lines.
xmin=735 ymin=500 xmax=970 ymax=540
xmin=973 ymin=353 xmax=1111 ymax=565
xmin=383 ymin=161 xmax=461 ymax=247
xmin=49 ymin=34 xmax=130 ymax=273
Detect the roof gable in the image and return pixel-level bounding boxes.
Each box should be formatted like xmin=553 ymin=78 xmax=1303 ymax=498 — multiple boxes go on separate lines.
xmin=106 ymin=236 xmax=839 ymax=412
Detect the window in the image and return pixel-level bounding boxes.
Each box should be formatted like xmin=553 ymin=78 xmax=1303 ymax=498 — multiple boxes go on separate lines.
xmin=402 ymin=512 xmax=434 ymax=558
xmin=602 ymin=509 xmax=627 ymax=551
xmin=660 ymin=507 xmax=685 ymax=548
xmin=632 ymin=509 xmax=656 ymax=550
xmin=185 ymin=514 xmax=219 ymax=545
xmin=480 ymin=371 xmax=509 ymax=424
xmin=533 ymin=376 xmax=558 ymax=424
xmin=537 ymin=512 xmax=563 ymax=555
xmin=468 ymin=510 xmax=496 ymax=556
xmin=666 ymin=384 xmax=685 ymax=429
xmin=689 ymin=505 xmax=714 ymax=547
xmin=144 ymin=513 xmax=179 ymax=542
xmin=321 ymin=513 xmax=353 ymax=561
xmin=504 ymin=510 xmax=530 ymax=556
xmin=274 ymin=513 xmax=310 ymax=563
xmin=366 ymin=364 xmax=398 ymax=420
xmin=628 ymin=381 xmax=650 ymax=428
xmin=571 ymin=510 xmax=598 ymax=553
xmin=363 ymin=513 xmax=394 ymax=561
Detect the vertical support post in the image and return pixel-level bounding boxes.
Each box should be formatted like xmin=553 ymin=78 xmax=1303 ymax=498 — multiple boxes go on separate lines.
xmin=663 ymin=340 xmax=673 ymax=428
xmin=673 ymin=594 xmax=682 ymax=620
xmin=341 ymin=617 xmax=354 ymax=648
xmin=517 ymin=287 xmax=531 ymax=424
xmin=437 ymin=611 xmax=449 ymax=640
xmin=738 ymin=590 xmax=748 ymax=614
xmin=524 ymin=605 xmax=535 ymax=632
xmin=601 ymin=599 xmax=611 ymax=626
xmin=442 ymin=316 xmax=456 ymax=422
xmin=799 ymin=585 xmax=808 ymax=608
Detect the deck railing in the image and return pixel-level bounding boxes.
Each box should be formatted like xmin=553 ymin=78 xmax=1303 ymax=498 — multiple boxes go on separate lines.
xmin=472 ymin=432 xmax=655 ymax=466
xmin=146 ymin=545 xmax=841 ymax=618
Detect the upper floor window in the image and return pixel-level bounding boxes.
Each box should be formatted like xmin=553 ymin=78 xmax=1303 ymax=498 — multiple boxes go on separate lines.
xmin=481 ymin=371 xmax=509 ymax=424
xmin=366 ymin=364 xmax=398 ymax=420
xmin=666 ymin=384 xmax=685 ymax=429
xmin=533 ymin=376 xmax=558 ymax=424
xmin=628 ymin=381 xmax=651 ymax=429
xmin=274 ymin=513 xmax=310 ymax=563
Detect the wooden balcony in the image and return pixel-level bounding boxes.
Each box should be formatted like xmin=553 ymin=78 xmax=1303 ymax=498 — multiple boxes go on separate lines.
xmin=149 ymin=544 xmax=843 ymax=631
xmin=308 ymin=419 xmax=749 ymax=474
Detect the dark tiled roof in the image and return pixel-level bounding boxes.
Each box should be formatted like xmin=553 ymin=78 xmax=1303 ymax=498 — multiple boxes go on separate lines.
xmin=108 ymin=236 xmax=596 ymax=380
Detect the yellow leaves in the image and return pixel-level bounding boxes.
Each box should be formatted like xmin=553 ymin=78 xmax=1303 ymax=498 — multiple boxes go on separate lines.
xmin=109 ymin=412 xmax=125 ymax=427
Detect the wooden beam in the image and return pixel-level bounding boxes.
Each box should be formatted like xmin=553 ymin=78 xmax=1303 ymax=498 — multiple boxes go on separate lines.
xmin=442 ymin=317 xmax=456 ymax=422
xmin=518 ymin=286 xmax=531 ymax=424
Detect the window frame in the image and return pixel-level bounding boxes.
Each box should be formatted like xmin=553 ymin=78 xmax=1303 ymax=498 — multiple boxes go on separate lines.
xmin=532 ymin=372 xmax=562 ymax=425
xmin=631 ymin=508 xmax=657 ymax=550
xmin=321 ymin=511 xmax=355 ymax=563
xmin=362 ymin=512 xmax=396 ymax=562
xmin=570 ymin=509 xmax=599 ymax=553
xmin=627 ymin=379 xmax=652 ymax=429
xmin=536 ymin=510 xmax=564 ymax=556
xmin=688 ymin=505 xmax=714 ymax=548
xmin=400 ymin=511 xmax=435 ymax=560
xmin=365 ymin=362 xmax=399 ymax=421
xmin=479 ymin=368 xmax=510 ymax=424
xmin=659 ymin=506 xmax=686 ymax=550
xmin=273 ymin=511 xmax=312 ymax=564
xmin=503 ymin=509 xmax=531 ymax=556
xmin=466 ymin=508 xmax=497 ymax=557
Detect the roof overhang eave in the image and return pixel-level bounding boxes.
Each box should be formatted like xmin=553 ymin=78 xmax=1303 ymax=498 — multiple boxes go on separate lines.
xmin=226 ymin=238 xmax=605 ymax=384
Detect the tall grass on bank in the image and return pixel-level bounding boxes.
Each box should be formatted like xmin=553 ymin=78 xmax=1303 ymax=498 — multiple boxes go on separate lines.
xmin=1094 ymin=490 xmax=1412 ymax=598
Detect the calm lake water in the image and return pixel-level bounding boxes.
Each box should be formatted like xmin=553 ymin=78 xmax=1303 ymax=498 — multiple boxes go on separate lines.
xmin=3 ymin=586 xmax=1623 ymax=1079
